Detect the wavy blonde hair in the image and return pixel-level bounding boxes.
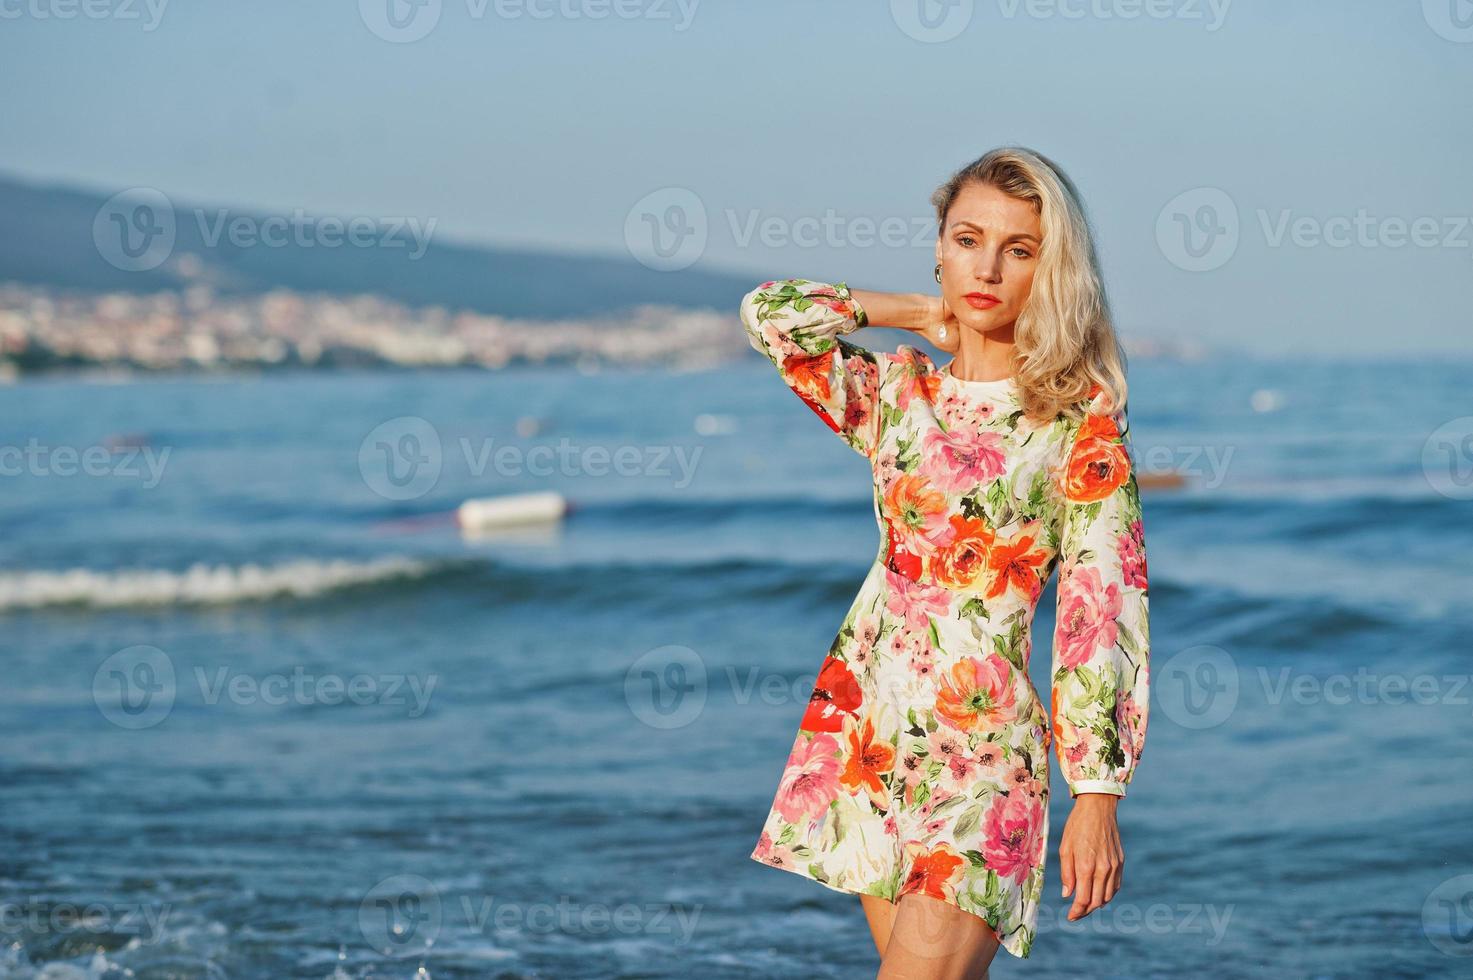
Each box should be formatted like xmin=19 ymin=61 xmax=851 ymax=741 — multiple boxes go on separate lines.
xmin=930 ymin=147 xmax=1129 ymax=424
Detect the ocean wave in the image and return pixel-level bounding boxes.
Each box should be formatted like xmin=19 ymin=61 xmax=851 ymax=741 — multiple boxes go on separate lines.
xmin=0 ymin=557 xmax=443 ymax=611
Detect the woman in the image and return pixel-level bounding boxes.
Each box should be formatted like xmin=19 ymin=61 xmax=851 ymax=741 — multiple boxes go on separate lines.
xmin=742 ymin=147 xmax=1150 ymax=976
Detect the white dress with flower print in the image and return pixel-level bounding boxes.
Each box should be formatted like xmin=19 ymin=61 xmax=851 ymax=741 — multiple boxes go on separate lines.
xmin=740 ymin=278 xmax=1150 ymax=960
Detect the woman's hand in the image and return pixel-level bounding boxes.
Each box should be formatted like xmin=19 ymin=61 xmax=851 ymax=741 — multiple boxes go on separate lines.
xmin=1059 ymin=794 xmax=1124 ymax=921
xmin=848 ymin=290 xmax=960 ymax=353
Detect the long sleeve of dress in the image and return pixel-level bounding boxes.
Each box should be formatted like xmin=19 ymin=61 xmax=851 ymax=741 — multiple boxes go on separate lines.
xmin=1049 ymin=392 xmax=1151 ymax=799
xmin=739 ymin=278 xmax=885 ymax=459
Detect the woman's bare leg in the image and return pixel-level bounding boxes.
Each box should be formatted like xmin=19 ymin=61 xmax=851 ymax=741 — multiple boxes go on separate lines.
xmin=859 ymin=894 xmax=899 ymax=957
xmin=875 ymin=892 xmax=1000 ymax=980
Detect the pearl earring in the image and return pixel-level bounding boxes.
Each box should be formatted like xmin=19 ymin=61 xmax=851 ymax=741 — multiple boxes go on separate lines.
xmin=934 ymin=264 xmax=946 ymax=340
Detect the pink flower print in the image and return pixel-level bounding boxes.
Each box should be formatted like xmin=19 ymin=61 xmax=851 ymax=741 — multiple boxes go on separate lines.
xmin=883 ymin=566 xmax=953 ymax=630
xmin=896 ymin=748 xmax=929 ymax=792
xmin=1054 ymin=565 xmax=1124 ymax=671
xmin=929 ymin=731 xmax=980 ymax=788
xmin=983 ymin=791 xmax=1045 ymax=885
xmin=1116 ymin=689 xmax=1146 ymax=763
xmin=774 ymin=732 xmax=841 ymax=824
xmin=1006 ymin=763 xmax=1042 ymax=797
xmin=875 ymin=448 xmax=901 ymax=489
xmin=921 ymin=427 xmax=1008 ymax=493
xmin=1119 ymin=518 xmax=1148 ymax=589
xmin=853 ymin=614 xmax=881 ymax=657
xmin=909 ymin=654 xmax=937 ymax=682
xmin=1065 ymin=738 xmax=1089 ymax=765
xmin=752 ymin=830 xmax=796 ymax=869
xmin=973 ymin=740 xmax=1008 ymax=772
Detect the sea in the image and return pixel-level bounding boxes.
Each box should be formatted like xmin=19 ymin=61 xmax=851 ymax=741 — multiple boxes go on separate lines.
xmin=1 ymin=354 xmax=1470 ymax=979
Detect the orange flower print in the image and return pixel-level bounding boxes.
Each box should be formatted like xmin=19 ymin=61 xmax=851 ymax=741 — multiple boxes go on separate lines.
xmin=801 ymin=656 xmax=863 ymax=733
xmin=884 ymin=517 xmax=923 ymax=581
xmin=899 ymin=841 xmax=966 ymax=902
xmin=783 ymin=348 xmax=838 ymax=402
xmin=884 ymin=473 xmax=955 ymax=557
xmin=1061 ymin=415 xmax=1129 ymax=504
xmin=935 ymin=654 xmax=1018 ymax=732
xmin=839 ymin=713 xmax=897 ymax=811
xmin=892 ymin=354 xmax=944 ymax=412
xmin=931 ymin=514 xmax=997 ymax=591
xmin=985 ymin=525 xmax=1049 ymax=601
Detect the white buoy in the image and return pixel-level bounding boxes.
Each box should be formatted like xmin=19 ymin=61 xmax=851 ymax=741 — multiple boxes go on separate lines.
xmin=455 ymin=491 xmax=568 ymax=532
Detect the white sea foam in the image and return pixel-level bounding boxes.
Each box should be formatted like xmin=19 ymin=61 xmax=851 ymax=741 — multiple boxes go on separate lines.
xmin=0 ymin=557 xmax=435 ymax=610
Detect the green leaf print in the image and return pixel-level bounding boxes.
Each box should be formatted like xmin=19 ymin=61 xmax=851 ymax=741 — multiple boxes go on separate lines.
xmin=993 ymin=621 xmax=1027 ymax=672
xmin=1118 ymin=623 xmax=1142 ymax=662
xmin=952 ymin=804 xmax=985 ymax=843
xmin=808 ymin=862 xmax=830 ymax=884
xmin=964 ymin=849 xmax=988 ymax=869
xmin=986 ymin=480 xmax=1014 ymax=524
xmin=958 ymin=596 xmax=990 ymax=620
xmin=959 ymin=493 xmax=987 ymax=520
xmin=1025 ymin=470 xmax=1051 ymax=517
xmin=982 ymin=869 xmax=1004 ymax=907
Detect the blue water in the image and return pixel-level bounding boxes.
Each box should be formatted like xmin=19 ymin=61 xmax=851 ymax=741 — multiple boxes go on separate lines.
xmin=1 ymin=355 xmax=1471 ymax=978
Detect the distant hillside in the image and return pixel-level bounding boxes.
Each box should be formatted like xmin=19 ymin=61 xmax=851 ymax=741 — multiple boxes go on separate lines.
xmin=0 ymin=173 xmax=756 ymax=318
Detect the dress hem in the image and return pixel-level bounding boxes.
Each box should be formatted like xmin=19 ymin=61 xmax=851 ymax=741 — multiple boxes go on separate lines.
xmin=747 ymin=850 xmax=1031 ymax=960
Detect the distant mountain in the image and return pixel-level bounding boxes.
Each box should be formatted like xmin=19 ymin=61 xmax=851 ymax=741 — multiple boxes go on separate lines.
xmin=0 ymin=173 xmax=757 ymax=318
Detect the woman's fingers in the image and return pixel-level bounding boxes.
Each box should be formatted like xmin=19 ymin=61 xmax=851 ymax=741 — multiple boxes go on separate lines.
xmin=1067 ymin=855 xmax=1094 ymax=920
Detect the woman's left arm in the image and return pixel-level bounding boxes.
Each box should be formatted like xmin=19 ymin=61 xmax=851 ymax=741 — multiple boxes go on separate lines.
xmin=1049 ymin=389 xmax=1151 ymax=920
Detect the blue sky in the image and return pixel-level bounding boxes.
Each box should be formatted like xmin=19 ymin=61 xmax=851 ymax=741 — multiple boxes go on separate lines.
xmin=1 ymin=0 xmax=1469 ymax=355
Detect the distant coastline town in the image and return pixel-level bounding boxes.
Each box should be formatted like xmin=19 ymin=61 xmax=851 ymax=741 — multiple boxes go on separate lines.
xmin=0 ymin=280 xmax=1206 ymax=381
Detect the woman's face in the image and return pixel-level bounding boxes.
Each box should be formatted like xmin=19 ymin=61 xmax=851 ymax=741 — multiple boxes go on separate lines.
xmin=934 ymin=181 xmax=1042 ymax=337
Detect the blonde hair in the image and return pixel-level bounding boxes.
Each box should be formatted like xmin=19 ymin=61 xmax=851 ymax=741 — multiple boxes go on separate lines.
xmin=930 ymin=147 xmax=1128 ymax=424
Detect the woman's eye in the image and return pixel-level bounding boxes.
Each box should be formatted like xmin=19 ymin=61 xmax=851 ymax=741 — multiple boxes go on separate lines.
xmin=959 ymin=235 xmax=976 ymax=247
xmin=1010 ymin=247 xmax=1032 ymax=258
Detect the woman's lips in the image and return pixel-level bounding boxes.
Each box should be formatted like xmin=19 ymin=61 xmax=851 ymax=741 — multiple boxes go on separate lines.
xmin=963 ymin=293 xmax=1001 ymax=310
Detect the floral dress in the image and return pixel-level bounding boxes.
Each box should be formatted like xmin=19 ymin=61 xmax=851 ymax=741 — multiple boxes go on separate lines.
xmin=740 ymin=279 xmax=1150 ymax=959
